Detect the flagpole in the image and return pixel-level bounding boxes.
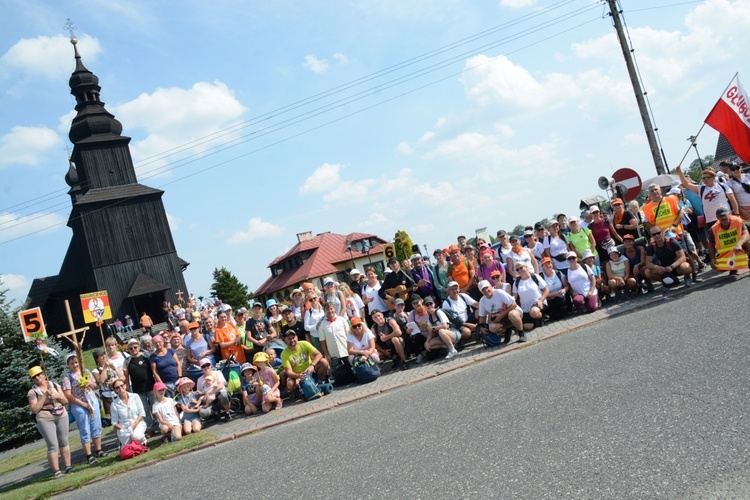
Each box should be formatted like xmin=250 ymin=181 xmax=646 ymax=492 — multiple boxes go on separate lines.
xmin=677 ymin=72 xmax=740 ymax=168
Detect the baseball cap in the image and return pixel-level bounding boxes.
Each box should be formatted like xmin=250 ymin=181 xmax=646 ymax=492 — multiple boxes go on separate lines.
xmin=394 ymin=298 xmax=405 ymax=306
xmin=350 ymin=269 xmax=361 ymax=276
xmin=410 ymin=294 xmax=422 ymax=303
xmin=478 ymin=280 xmax=491 ymax=291
xmin=447 ymin=281 xmax=459 ymax=288
xmin=153 ymin=382 xmax=167 ymax=392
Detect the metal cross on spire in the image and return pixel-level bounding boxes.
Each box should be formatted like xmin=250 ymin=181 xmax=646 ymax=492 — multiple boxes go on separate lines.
xmin=64 ymin=18 xmax=77 ymax=42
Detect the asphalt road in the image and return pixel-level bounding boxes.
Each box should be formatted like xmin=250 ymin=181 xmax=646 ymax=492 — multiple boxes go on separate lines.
xmin=60 ymin=278 xmax=750 ymax=499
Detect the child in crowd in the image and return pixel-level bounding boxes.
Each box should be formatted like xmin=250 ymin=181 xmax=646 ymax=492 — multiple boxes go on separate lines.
xmin=240 ymin=363 xmax=260 ymax=415
xmin=175 ymin=377 xmax=202 ymax=435
xmin=152 ymin=382 xmax=182 ymax=443
xmin=200 ymin=375 xmax=220 ymax=406
xmin=253 ymin=352 xmax=281 ymax=413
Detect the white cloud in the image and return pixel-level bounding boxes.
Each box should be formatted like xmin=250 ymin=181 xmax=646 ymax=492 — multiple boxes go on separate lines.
xmin=419 ymin=131 xmax=436 ymax=144
xmin=396 ymin=141 xmax=412 ymax=154
xmin=303 ymin=54 xmax=329 ymax=74
xmin=112 ymin=81 xmax=248 ymax=176
xmin=0 ymin=126 xmax=61 ymax=167
xmin=299 ymin=162 xmax=343 ymax=194
xmin=500 ymin=0 xmax=536 ymax=8
xmin=411 ymin=223 xmax=435 ymax=233
xmin=227 ymin=217 xmax=285 ymax=245
xmin=333 ymin=53 xmax=349 ymax=65
xmin=621 ymin=133 xmax=645 ymax=146
xmin=358 ymin=213 xmax=388 ymax=229
xmin=0 ymin=34 xmax=101 ymax=81
xmin=0 ymin=212 xmax=66 ymax=242
xmin=166 ymin=213 xmax=180 ymax=232
xmin=323 ymin=178 xmax=377 ymax=202
xmin=0 ymin=273 xmax=30 ymax=306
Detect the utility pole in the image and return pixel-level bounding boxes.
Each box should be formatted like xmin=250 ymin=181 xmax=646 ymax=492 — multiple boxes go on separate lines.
xmin=606 ymin=0 xmax=666 ymax=175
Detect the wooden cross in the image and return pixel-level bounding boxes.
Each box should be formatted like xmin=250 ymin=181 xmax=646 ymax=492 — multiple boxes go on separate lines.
xmin=56 ymin=299 xmax=89 ymax=368
xmin=175 ymin=289 xmax=184 ymax=304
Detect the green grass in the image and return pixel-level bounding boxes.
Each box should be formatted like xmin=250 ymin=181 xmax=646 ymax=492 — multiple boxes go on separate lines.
xmin=0 ymin=431 xmax=215 ymax=499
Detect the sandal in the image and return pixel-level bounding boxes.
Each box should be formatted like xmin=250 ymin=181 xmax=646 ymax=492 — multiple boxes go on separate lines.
xmin=95 ymin=449 xmax=109 ymax=458
xmin=53 ymin=470 xmax=64 ymax=480
xmin=65 ymin=466 xmax=74 ymax=474
xmin=87 ymin=455 xmax=98 ymax=465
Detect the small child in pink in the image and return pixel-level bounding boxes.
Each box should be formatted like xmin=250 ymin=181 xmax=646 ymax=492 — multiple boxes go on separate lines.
xmin=252 ymin=352 xmax=281 ymax=413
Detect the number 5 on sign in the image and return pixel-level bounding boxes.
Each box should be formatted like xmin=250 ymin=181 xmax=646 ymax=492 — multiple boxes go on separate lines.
xmin=19 ymin=307 xmax=47 ymax=342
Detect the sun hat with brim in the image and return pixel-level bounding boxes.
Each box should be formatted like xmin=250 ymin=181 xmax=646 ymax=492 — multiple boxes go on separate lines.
xmin=29 ymin=366 xmax=44 ymax=378
xmin=607 ymin=247 xmax=620 ymax=256
xmin=176 ymin=377 xmax=195 ymax=390
xmin=240 ymin=362 xmax=256 ymax=374
xmin=253 ymin=352 xmax=271 ymax=365
xmin=581 ymin=249 xmax=595 ymax=260
xmin=127 ymin=338 xmax=140 ymax=346
xmin=199 ymin=357 xmax=212 ymax=367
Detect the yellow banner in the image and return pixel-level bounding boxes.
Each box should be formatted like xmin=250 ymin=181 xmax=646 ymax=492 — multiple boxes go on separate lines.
xmin=80 ymin=291 xmax=113 ymax=323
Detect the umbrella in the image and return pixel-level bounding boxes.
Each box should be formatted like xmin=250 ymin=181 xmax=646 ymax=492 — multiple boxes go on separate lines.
xmin=641 ymin=174 xmax=679 ymax=189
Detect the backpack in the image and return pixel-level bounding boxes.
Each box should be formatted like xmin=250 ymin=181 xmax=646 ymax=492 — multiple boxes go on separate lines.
xmin=700 ymin=183 xmax=728 ymax=199
xmin=479 ymin=332 xmax=503 ymax=347
xmin=332 ymin=357 xmax=356 ymax=386
xmin=353 ymin=357 xmax=380 ymax=384
xmin=512 ymin=273 xmax=542 ymax=294
xmin=441 ymin=307 xmax=464 ymax=329
xmin=448 ymin=259 xmax=470 ymax=276
xmin=120 ymin=440 xmax=148 ymax=460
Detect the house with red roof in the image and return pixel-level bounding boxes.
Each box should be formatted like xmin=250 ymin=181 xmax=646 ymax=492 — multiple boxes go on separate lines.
xmin=254 ymin=231 xmax=389 ymax=302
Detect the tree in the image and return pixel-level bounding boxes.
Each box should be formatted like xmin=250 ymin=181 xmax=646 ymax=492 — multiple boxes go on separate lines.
xmin=0 ymin=277 xmax=69 ymax=450
xmin=210 ymin=267 xmax=252 ymax=310
xmin=511 ymin=224 xmax=525 ymax=236
xmin=393 ymin=230 xmax=415 ymax=262
xmin=681 ymin=155 xmax=714 ymax=183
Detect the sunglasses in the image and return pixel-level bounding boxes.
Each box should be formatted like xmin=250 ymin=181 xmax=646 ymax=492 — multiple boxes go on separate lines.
xmin=352 ymin=324 xmax=363 ymax=329
xmin=651 ymin=231 xmax=662 ymax=236
xmin=701 ymin=176 xmax=713 ymax=180
xmin=730 ymin=166 xmax=741 ymax=171
xmin=128 ymin=345 xmax=139 ymax=350
xmin=515 ymin=267 xmax=526 ymax=271
xmin=201 ymin=364 xmax=211 ymax=369
xmin=491 ymin=276 xmax=501 ymax=279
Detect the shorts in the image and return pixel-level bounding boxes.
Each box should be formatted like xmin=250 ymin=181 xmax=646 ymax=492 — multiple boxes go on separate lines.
xmin=522 ymin=312 xmax=536 ymax=325
xmin=183 ymin=411 xmax=201 ymax=422
xmin=449 ymin=328 xmax=461 ymax=344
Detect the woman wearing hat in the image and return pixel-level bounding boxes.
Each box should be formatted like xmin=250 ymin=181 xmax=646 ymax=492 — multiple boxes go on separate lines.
xmin=566 ymin=251 xmax=599 ymax=313
xmin=605 ymin=247 xmax=637 ymax=302
xmin=28 ymin=366 xmax=72 ymax=479
xmin=61 ymin=353 xmax=107 ymax=464
xmin=610 ymin=198 xmax=639 ymax=241
xmin=239 ymin=363 xmax=260 ymax=415
xmin=110 ymin=379 xmax=147 ymax=446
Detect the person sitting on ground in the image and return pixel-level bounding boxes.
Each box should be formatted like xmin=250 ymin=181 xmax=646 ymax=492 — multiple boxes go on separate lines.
xmin=62 ymin=353 xmax=107 ymax=464
xmin=477 ymin=280 xmax=524 ymax=344
xmin=347 ymin=317 xmax=380 ymax=366
xmin=605 ymin=247 xmax=637 ymax=301
xmin=110 ymin=380 xmax=147 ymax=447
xmin=406 ymin=294 xmax=433 ymax=363
xmin=582 ymin=249 xmax=608 ymax=299
xmin=710 ymin=206 xmax=750 ymax=274
xmin=370 ymin=309 xmax=409 ymax=370
xmin=280 ymin=329 xmax=330 ymax=394
xmin=175 ymin=377 xmax=202 ymax=435
xmin=28 ymin=366 xmax=72 ymax=479
xmin=566 ymin=251 xmax=599 ymax=313
xmin=253 ymin=352 xmax=282 ymax=413
xmin=512 ymin=263 xmax=548 ymax=332
xmin=196 ymin=357 xmax=231 ymax=421
xmin=622 ymin=234 xmax=651 ymax=293
xmin=239 ymin=363 xmax=261 ymax=415
xmin=442 ymin=280 xmax=478 ymax=337
xmin=540 ymin=256 xmax=570 ymax=320
xmin=644 ymin=225 xmax=694 ymax=288
xmin=423 ymin=296 xmax=460 ymax=359
xmin=152 ymin=382 xmax=182 ymax=442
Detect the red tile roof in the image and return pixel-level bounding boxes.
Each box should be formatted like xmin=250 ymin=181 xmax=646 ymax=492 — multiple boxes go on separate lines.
xmin=254 ymin=232 xmax=387 ymax=296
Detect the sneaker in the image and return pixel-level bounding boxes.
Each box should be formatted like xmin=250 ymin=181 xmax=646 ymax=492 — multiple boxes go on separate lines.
xmin=64 ymin=466 xmax=74 ymax=474
xmin=503 ymin=329 xmax=515 ymax=344
xmin=445 ymin=347 xmax=458 ymax=359
xmin=87 ymin=455 xmax=98 ymax=465
xmin=692 ymin=273 xmax=702 ymax=283
xmin=415 ymin=354 xmax=425 ymax=364
xmin=684 ymin=276 xmax=693 ymax=288
xmin=400 ymin=361 xmax=410 ymax=371
xmin=391 ymin=357 xmax=401 ymax=370
xmin=163 ymin=436 xmax=170 ymax=444
xmin=729 ymin=270 xmax=739 ymax=276
xmin=54 ymin=470 xmax=65 ymax=480
xmin=95 ymin=449 xmax=109 ymax=458
xmin=646 ymin=283 xmax=655 ymax=294
xmin=518 ymin=333 xmax=528 ymax=342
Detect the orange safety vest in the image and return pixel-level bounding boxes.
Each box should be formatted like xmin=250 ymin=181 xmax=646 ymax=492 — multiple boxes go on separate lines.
xmin=711 ymin=216 xmax=749 ymax=271
xmin=643 ymin=195 xmax=684 ymax=233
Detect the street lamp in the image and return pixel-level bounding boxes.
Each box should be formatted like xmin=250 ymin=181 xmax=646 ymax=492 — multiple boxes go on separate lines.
xmin=345 ymin=239 xmax=356 ymax=270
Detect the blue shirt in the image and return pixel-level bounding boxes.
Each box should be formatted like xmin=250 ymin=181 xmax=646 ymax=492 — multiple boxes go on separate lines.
xmin=149 ymin=348 xmax=179 ymax=384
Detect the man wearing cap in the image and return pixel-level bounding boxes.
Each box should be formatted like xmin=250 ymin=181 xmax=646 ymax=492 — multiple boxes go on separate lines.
xmin=349 ymin=269 xmax=365 ymax=296
xmin=610 ymin=198 xmax=639 ymax=241
xmin=123 ymin=338 xmax=157 ymax=433
xmin=196 ymin=357 xmax=231 ymax=420
xmin=281 ymin=306 xmax=307 ymax=342
xmin=379 ymin=257 xmax=417 ymax=310
xmin=214 ymin=310 xmax=246 ymax=364
xmin=280 ymin=328 xmax=329 ymax=393
xmin=644 ymin=224 xmax=694 ymax=287
xmin=443 ymin=281 xmax=478 ymax=327
xmin=710 ymin=207 xmax=750 ymax=274
xmin=477 ymin=280 xmax=524 ymax=344
xmin=410 ymin=253 xmax=436 ymax=301
xmin=244 ymin=302 xmax=277 ymax=357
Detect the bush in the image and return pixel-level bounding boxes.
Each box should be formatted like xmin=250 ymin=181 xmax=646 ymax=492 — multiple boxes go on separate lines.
xmin=0 ymin=282 xmax=69 ymax=451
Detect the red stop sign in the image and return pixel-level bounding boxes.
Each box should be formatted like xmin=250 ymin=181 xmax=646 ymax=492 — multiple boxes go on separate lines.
xmin=612 ymin=168 xmax=642 ymax=201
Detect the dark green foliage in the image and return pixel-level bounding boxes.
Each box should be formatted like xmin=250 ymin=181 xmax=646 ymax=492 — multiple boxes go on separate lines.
xmin=0 ymin=280 xmax=69 ymax=451
xmin=209 ymin=267 xmax=252 ymax=310
xmin=393 ymin=230 xmax=414 ymax=262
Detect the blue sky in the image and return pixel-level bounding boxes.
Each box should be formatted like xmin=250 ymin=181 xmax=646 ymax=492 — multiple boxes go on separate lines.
xmin=1 ymin=0 xmax=748 ymax=308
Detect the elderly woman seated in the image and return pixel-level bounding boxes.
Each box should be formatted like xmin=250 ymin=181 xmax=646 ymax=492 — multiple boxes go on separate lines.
xmin=110 ymin=380 xmax=147 ymax=447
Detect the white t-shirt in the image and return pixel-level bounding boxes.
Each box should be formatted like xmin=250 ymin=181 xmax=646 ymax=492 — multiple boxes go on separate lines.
xmin=345 ymin=295 xmax=365 ymax=319
xmin=543 ymin=236 xmax=570 ymax=270
xmin=567 ymin=265 xmax=596 ymax=296
xmin=528 ymin=242 xmax=545 ymax=261
xmin=727 ymin=175 xmax=750 ymax=207
xmin=318 ymin=316 xmax=350 ymax=359
xmin=700 ymin=184 xmax=733 ymax=223
xmin=346 ymin=329 xmax=375 ymax=351
xmin=362 ymin=282 xmax=388 ymax=314
xmin=508 ymin=248 xmax=534 ymax=272
xmin=107 ymin=352 xmax=129 ymax=373
xmin=197 ymin=370 xmax=227 ymax=394
xmin=442 ymin=293 xmax=477 ymax=322
xmin=478 ymin=289 xmax=517 ymax=317
xmin=512 ymin=275 xmax=547 ymax=313
xmin=152 ymin=397 xmax=180 ymax=426
xmin=542 ymin=270 xmax=564 ymax=294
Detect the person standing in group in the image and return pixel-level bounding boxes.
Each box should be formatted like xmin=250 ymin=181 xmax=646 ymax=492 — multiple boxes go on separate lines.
xmin=28 ymin=366 xmax=72 ymax=479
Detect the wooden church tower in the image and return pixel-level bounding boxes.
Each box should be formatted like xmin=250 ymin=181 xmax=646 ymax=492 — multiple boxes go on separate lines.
xmin=26 ymin=38 xmax=189 ymax=345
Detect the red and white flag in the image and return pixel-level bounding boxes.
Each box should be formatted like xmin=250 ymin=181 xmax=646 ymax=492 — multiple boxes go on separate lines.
xmin=705 ymin=73 xmax=750 ymax=163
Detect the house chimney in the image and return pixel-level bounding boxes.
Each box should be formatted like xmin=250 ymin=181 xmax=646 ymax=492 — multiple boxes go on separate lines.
xmin=297 ymin=231 xmax=313 ymax=243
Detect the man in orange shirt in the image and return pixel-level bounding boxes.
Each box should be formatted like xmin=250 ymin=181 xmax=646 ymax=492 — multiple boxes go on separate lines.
xmin=448 ymin=245 xmax=477 ymax=299
xmin=140 ymin=312 xmax=153 ymax=335
xmin=213 ymin=310 xmax=246 ymax=363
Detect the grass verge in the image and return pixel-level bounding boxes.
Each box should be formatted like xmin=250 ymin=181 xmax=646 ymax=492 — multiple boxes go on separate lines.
xmin=0 ymin=431 xmax=215 ymax=499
